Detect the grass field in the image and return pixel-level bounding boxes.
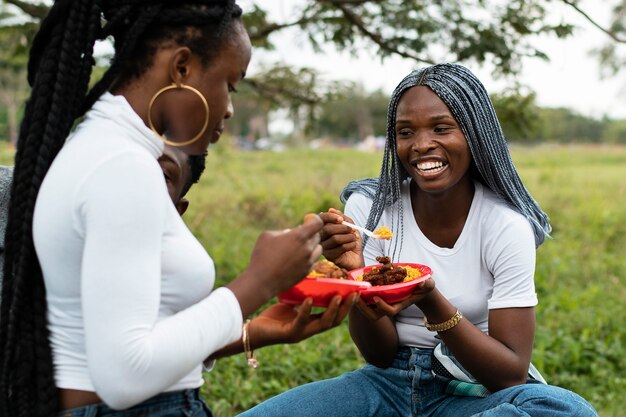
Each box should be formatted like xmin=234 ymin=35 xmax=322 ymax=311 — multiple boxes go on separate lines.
xmin=1 ymin=142 xmax=624 ymax=416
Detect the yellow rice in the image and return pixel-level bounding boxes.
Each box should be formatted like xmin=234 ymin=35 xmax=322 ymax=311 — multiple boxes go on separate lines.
xmin=373 ymin=226 xmax=393 ymax=240
xmin=307 ymin=270 xmax=328 ymax=278
xmin=402 ymin=265 xmax=423 ymax=282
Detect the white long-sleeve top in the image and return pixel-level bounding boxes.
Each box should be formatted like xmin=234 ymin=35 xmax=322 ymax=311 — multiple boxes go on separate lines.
xmin=33 ymin=93 xmax=243 ymax=409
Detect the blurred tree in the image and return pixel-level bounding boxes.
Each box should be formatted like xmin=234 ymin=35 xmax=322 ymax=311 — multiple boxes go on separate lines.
xmin=0 ymin=0 xmax=624 ymax=144
xmin=312 ymin=84 xmax=388 ymax=142
xmin=491 ymin=87 xmax=542 ymax=143
xmin=536 ymin=107 xmax=606 ymax=142
xmin=602 ymin=119 xmax=626 ymax=143
xmin=568 ymin=0 xmax=626 ymax=77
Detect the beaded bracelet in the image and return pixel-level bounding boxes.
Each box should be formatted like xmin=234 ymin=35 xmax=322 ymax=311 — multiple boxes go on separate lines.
xmin=242 ymin=319 xmax=259 ymax=369
xmin=424 ymin=309 xmax=463 ymax=332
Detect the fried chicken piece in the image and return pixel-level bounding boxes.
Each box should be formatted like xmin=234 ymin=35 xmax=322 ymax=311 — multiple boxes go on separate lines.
xmin=376 ymin=256 xmax=391 ymax=264
xmin=308 ymin=259 xmax=349 ymax=279
xmin=361 ymin=256 xmax=407 ymax=286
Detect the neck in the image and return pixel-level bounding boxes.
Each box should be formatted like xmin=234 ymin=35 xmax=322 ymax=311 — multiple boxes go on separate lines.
xmin=410 ymin=176 xmax=475 ymax=248
xmin=112 ymin=82 xmax=152 ymax=129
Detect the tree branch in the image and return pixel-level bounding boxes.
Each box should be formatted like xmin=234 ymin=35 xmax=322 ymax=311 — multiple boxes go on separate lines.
xmin=562 ymin=0 xmax=626 ymax=43
xmin=3 ymin=0 xmax=49 ymax=20
xmin=244 ymin=78 xmax=319 ymax=106
xmin=248 ymin=17 xmax=312 ymax=42
xmin=321 ymin=0 xmax=434 ymax=64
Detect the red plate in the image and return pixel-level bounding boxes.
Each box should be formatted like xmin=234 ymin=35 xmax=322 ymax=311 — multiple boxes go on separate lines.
xmin=278 ymin=277 xmax=372 ymax=307
xmin=347 ymin=263 xmax=432 ymax=305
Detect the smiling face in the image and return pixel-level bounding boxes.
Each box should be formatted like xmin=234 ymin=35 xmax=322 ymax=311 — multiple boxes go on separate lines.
xmin=395 ymin=86 xmax=472 ymax=195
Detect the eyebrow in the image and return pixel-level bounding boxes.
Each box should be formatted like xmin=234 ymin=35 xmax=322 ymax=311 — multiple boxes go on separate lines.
xmin=395 ymin=114 xmax=454 ymax=124
xmin=429 ymin=114 xmax=453 ymax=121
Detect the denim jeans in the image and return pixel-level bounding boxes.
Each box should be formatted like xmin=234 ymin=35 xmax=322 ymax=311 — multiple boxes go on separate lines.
xmin=55 ymin=389 xmax=212 ymax=417
xmin=238 ymin=347 xmax=598 ymax=417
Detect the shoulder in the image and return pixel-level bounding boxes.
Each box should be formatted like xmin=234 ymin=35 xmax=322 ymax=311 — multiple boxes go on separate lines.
xmin=0 ymin=166 xmax=13 ymax=197
xmin=77 ymin=150 xmax=164 ymax=197
xmin=479 ymin=184 xmax=531 ymax=231
xmin=345 ymin=190 xmax=372 ymax=207
xmin=344 ymin=191 xmax=373 ymax=223
xmin=0 ymin=166 xmax=14 ymax=222
xmin=476 ymin=184 xmax=534 ymax=249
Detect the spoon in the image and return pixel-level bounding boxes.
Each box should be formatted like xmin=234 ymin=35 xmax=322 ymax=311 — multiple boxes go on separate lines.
xmin=341 ymin=221 xmax=385 ymax=240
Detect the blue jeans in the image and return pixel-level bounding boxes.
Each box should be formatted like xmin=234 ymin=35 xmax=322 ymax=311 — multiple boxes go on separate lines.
xmin=55 ymin=389 xmax=212 ymax=417
xmin=238 ymin=347 xmax=598 ymax=417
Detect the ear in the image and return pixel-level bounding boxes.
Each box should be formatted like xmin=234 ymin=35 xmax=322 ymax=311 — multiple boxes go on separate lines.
xmin=169 ymin=47 xmax=194 ymax=85
xmin=175 ymin=198 xmax=190 ymax=216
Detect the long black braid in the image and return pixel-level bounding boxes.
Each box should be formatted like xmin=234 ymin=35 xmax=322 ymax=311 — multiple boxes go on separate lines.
xmin=0 ymin=1 xmax=242 ymax=416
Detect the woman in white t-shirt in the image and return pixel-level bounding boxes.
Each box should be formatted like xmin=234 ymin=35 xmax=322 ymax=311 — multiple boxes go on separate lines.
xmin=239 ymin=63 xmax=598 ymax=416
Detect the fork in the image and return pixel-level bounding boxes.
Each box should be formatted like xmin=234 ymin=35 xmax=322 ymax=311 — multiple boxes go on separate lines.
xmin=341 ymin=221 xmax=384 ymax=240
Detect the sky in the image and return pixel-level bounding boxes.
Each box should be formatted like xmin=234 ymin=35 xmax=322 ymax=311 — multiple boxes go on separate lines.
xmin=240 ymin=0 xmax=626 ymax=129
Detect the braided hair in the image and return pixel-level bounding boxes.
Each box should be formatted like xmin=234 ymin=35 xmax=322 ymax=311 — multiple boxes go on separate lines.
xmin=341 ymin=63 xmax=551 ymax=260
xmin=0 ymin=1 xmax=242 ymax=415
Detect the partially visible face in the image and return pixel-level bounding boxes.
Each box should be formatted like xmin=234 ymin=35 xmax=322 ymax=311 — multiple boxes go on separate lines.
xmin=395 ymin=86 xmax=472 ymax=194
xmin=158 ymin=145 xmax=191 ymax=205
xmin=174 ymin=22 xmax=252 ymax=155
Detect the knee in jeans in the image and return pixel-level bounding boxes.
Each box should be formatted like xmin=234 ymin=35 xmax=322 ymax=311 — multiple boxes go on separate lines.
xmin=513 ymin=385 xmax=598 ymax=416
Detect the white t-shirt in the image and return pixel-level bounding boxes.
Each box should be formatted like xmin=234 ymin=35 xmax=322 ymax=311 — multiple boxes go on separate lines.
xmin=344 ymin=180 xmax=538 ymax=348
xmin=33 ymin=93 xmax=243 ymax=409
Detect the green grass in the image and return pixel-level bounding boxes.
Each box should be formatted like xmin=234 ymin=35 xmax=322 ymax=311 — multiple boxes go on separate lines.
xmin=1 ymin=142 xmax=623 ymax=416
xmin=194 ymin=143 xmax=625 ymax=417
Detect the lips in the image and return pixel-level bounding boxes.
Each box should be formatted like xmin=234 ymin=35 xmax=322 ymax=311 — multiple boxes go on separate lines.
xmin=211 ymin=128 xmax=224 ymax=143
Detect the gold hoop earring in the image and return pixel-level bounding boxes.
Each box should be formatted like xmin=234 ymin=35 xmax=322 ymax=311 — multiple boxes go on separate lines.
xmin=147 ymin=83 xmax=210 ymax=147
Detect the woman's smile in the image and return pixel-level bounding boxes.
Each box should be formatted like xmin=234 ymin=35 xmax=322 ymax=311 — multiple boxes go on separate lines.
xmin=413 ymin=158 xmax=449 ymax=177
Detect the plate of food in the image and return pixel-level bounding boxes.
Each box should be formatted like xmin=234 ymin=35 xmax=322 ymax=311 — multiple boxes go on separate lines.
xmin=278 ymin=259 xmax=372 ymax=307
xmin=347 ymin=257 xmax=432 ymax=305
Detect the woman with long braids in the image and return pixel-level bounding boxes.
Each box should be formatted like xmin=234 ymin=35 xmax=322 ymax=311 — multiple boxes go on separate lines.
xmin=240 ymin=63 xmax=598 ymax=416
xmin=0 ymin=1 xmax=356 ymax=416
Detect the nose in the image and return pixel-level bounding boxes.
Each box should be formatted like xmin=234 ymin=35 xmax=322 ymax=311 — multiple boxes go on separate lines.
xmin=412 ymin=130 xmax=436 ymax=154
xmin=224 ymin=96 xmax=234 ymax=120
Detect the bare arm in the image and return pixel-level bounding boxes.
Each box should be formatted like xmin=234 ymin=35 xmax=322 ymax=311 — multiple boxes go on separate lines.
xmin=348 ymin=277 xmax=436 ymax=367
xmin=348 ymin=305 xmax=398 ymax=367
xmin=416 ymin=289 xmax=534 ymax=392
xmin=207 ymin=294 xmax=357 ymax=361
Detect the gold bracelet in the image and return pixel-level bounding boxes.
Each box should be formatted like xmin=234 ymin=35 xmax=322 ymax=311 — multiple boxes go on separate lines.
xmin=424 ymin=309 xmax=463 ymax=332
xmin=242 ymin=319 xmax=259 ymax=369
